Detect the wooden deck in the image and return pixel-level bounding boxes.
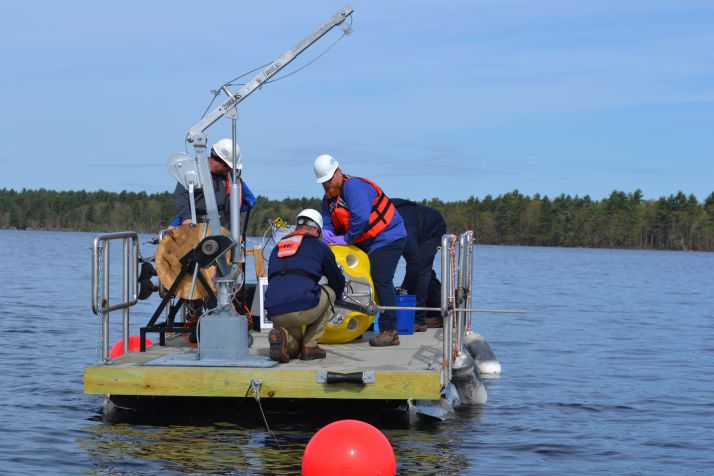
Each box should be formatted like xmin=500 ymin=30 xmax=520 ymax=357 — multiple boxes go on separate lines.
xmin=84 ymin=329 xmax=445 ymax=400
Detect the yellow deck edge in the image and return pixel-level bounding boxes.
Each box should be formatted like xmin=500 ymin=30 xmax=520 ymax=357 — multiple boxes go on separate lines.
xmin=84 ymin=366 xmax=441 ymax=400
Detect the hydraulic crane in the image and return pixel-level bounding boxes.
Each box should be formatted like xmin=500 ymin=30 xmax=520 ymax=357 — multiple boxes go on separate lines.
xmin=163 ymin=5 xmax=353 ymax=363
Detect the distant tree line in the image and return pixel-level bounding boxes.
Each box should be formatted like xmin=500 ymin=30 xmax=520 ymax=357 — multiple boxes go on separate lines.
xmin=1 ymin=188 xmax=713 ymax=251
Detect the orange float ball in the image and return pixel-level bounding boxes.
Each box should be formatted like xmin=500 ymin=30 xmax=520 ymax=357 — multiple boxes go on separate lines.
xmin=302 ymin=419 xmax=396 ymax=476
xmin=109 ymin=336 xmax=153 ymax=358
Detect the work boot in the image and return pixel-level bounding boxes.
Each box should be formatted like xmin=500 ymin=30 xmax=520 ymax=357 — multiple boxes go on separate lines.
xmin=424 ymin=317 xmax=443 ymax=328
xmin=369 ymin=330 xmax=400 ymax=347
xmin=268 ymin=327 xmax=290 ymax=363
xmin=414 ymin=323 xmax=427 ymax=332
xmin=300 ymin=345 xmax=327 ymax=360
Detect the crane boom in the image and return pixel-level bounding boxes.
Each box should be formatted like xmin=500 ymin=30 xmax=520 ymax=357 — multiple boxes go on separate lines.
xmin=182 ymin=5 xmax=353 ymax=279
xmin=186 ymin=5 xmax=353 ymax=141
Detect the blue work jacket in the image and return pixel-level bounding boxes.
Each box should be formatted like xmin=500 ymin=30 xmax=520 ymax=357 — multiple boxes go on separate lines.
xmin=321 ymin=177 xmax=406 ymax=254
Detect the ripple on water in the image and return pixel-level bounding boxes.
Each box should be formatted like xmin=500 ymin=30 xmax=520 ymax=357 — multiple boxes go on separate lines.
xmin=2 ymin=235 xmax=714 ymax=474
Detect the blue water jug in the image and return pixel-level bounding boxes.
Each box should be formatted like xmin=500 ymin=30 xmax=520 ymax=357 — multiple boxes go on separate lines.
xmin=396 ymin=294 xmax=416 ymax=335
xmin=373 ymin=294 xmax=416 ymax=334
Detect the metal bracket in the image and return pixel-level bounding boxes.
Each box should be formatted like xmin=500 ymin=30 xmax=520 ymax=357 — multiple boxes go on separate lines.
xmin=316 ymin=371 xmax=375 ymax=385
xmin=250 ymin=379 xmax=262 ymax=401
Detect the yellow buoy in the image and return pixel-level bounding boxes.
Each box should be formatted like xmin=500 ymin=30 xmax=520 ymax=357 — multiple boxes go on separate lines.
xmin=319 ymin=245 xmax=378 ymax=344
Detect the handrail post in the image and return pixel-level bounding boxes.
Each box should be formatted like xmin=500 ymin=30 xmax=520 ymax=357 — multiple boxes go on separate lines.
xmin=440 ymin=232 xmax=475 ymax=391
xmin=91 ymin=231 xmax=139 ymax=363
xmin=102 ymin=240 xmax=110 ymax=361
xmin=440 ymin=234 xmax=455 ymax=388
xmin=457 ymin=231 xmax=473 ymax=348
xmin=455 ymin=234 xmax=465 ymax=351
xmin=122 ymin=237 xmax=131 ymax=355
xmin=464 ymin=231 xmax=474 ymax=335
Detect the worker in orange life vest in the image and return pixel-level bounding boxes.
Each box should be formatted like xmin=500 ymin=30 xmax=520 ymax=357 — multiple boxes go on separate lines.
xmin=265 ymin=209 xmax=345 ymax=362
xmin=314 ymin=154 xmax=407 ymax=347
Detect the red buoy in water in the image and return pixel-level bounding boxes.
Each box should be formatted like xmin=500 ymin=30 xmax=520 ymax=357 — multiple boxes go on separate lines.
xmin=109 ymin=336 xmax=153 ymax=358
xmin=302 ymin=419 xmax=396 ymax=476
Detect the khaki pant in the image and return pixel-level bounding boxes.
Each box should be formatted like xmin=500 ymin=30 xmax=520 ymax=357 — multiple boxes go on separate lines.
xmin=270 ymin=287 xmax=335 ymax=358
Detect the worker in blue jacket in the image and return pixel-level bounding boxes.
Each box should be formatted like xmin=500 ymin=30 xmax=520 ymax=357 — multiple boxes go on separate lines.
xmin=313 ymin=154 xmax=406 ymax=347
xmin=265 ymin=209 xmax=345 ymax=362
xmin=392 ymin=198 xmax=446 ymax=330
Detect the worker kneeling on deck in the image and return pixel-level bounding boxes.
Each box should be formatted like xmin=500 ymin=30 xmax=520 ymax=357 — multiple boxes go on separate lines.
xmin=265 ymin=209 xmax=346 ymax=362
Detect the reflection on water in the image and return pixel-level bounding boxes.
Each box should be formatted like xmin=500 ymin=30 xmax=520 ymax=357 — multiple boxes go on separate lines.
xmin=80 ymin=421 xmax=304 ymax=474
xmin=78 ymin=400 xmax=479 ymax=474
xmin=3 ymin=231 xmax=713 ymax=474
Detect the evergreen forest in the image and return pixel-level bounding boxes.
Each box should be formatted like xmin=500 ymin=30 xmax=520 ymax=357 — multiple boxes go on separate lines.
xmin=1 ymin=188 xmax=713 ymax=251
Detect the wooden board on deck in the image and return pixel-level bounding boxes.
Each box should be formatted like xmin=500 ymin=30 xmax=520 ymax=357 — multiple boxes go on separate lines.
xmin=84 ymin=329 xmax=445 ymax=400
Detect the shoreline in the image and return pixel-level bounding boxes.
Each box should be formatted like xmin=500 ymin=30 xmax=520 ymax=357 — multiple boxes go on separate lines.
xmin=1 ymin=226 xmax=709 ymax=252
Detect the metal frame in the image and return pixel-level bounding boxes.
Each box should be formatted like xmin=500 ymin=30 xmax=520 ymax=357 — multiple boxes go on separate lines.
xmin=438 ymin=231 xmax=475 ymax=388
xmin=139 ymin=249 xmax=218 ymax=351
xmin=440 ymin=234 xmax=455 ymax=387
xmin=457 ymin=231 xmax=474 ymax=345
xmin=92 ymin=232 xmax=139 ymax=362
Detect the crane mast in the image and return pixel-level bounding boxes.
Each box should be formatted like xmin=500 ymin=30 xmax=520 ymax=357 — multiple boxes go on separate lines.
xmin=185 ymin=6 xmax=353 ymax=279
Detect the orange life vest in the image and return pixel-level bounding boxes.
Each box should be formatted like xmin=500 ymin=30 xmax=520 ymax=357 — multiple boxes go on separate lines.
xmin=269 ymin=230 xmax=320 ymax=282
xmin=327 ymin=175 xmax=396 ymax=243
xmin=276 ymin=230 xmax=309 ymax=257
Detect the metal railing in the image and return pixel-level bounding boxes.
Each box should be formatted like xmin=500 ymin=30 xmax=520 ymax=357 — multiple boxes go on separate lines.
xmin=458 ymin=231 xmax=474 ymax=347
xmin=440 ymin=231 xmax=475 ymax=388
xmin=92 ymin=231 xmax=139 ymax=362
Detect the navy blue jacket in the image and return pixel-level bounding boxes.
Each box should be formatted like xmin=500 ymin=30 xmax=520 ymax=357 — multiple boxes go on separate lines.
xmin=265 ymin=235 xmax=345 ymax=317
xmin=392 ymin=199 xmax=446 ymax=293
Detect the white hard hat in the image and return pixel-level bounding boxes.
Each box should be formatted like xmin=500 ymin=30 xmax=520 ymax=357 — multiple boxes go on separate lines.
xmin=296 ymin=208 xmax=323 ymax=232
xmin=313 ymin=154 xmax=339 ymax=183
xmin=211 ymin=138 xmax=241 ymax=169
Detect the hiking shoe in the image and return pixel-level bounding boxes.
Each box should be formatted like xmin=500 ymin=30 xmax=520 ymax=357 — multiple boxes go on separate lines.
xmin=268 ymin=327 xmax=290 ymax=363
xmin=369 ymin=330 xmax=400 ymax=347
xmin=424 ymin=317 xmax=443 ymax=328
xmin=300 ymin=345 xmax=327 ymax=360
xmin=414 ymin=323 xmax=427 ymax=332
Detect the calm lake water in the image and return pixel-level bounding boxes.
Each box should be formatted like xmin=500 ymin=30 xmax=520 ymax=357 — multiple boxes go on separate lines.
xmin=1 ymin=229 xmax=712 ymax=475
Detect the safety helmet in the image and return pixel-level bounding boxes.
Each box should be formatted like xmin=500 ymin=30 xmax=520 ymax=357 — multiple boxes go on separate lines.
xmin=313 ymin=154 xmax=339 ymax=183
xmin=211 ymin=138 xmax=241 ymax=169
xmin=296 ymin=208 xmax=323 ymax=232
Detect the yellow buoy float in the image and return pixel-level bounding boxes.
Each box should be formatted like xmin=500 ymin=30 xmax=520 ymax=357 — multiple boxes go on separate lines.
xmin=318 ymin=244 xmax=378 ymax=344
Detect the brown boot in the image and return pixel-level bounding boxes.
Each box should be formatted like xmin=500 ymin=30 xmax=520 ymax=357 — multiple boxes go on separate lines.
xmin=300 ymin=345 xmax=326 ymax=360
xmin=414 ymin=323 xmax=427 ymax=332
xmin=424 ymin=317 xmax=443 ymax=328
xmin=268 ymin=327 xmax=290 ymax=363
xmin=369 ymin=330 xmax=400 ymax=347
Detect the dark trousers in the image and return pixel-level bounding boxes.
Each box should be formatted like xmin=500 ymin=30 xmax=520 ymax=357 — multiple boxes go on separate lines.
xmin=368 ymin=238 xmax=406 ymax=331
xmin=425 ymin=269 xmax=442 ymax=320
xmin=415 ymin=235 xmax=441 ymax=323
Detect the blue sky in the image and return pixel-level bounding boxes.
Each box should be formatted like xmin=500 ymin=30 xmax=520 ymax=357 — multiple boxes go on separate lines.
xmin=2 ymin=1 xmax=712 ymax=202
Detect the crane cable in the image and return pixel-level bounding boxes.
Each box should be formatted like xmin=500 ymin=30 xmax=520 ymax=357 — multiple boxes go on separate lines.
xmin=195 ymin=13 xmax=353 ymax=125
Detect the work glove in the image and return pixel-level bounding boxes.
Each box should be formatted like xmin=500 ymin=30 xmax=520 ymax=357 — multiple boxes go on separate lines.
xmin=330 ymin=235 xmax=348 ymax=246
xmin=322 ymin=229 xmax=336 ymax=242
xmin=323 ymin=229 xmax=347 ymax=245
